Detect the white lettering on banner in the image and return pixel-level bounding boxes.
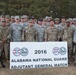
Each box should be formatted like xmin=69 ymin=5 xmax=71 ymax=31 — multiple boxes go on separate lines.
xmin=10 ymin=42 xmax=68 ymax=69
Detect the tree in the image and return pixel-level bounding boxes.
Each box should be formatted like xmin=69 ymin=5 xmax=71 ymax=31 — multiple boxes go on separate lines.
xmin=0 ymin=0 xmax=76 ymax=18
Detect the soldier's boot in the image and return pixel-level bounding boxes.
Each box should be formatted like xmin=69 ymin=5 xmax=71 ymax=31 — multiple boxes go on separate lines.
xmin=74 ymin=46 xmax=76 ymax=66
xmin=0 ymin=57 xmax=6 ymax=68
xmin=68 ymin=57 xmax=72 ymax=64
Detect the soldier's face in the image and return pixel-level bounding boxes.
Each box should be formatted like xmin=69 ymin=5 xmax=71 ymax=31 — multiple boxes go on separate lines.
xmin=66 ymin=22 xmax=70 ymax=26
xmin=43 ymin=21 xmax=47 ymax=25
xmin=61 ymin=18 xmax=66 ymax=23
xmin=55 ymin=20 xmax=59 ymax=24
xmin=73 ymin=21 xmax=76 ymax=25
xmin=15 ymin=19 xmax=20 ymax=23
xmin=32 ymin=19 xmax=35 ymax=24
xmin=48 ymin=18 xmax=52 ymax=22
xmin=2 ymin=22 xmax=6 ymax=26
xmin=28 ymin=22 xmax=33 ymax=26
xmin=24 ymin=18 xmax=28 ymax=22
xmin=50 ymin=21 xmax=54 ymax=26
xmin=21 ymin=18 xmax=24 ymax=22
xmin=38 ymin=21 xmax=43 ymax=25
xmin=11 ymin=18 xmax=15 ymax=21
xmin=6 ymin=18 xmax=10 ymax=22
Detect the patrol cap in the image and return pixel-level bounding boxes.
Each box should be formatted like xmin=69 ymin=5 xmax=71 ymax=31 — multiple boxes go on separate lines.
xmin=55 ymin=18 xmax=60 ymax=21
xmin=23 ymin=15 xmax=28 ymax=18
xmin=68 ymin=18 xmax=72 ymax=22
xmin=45 ymin=16 xmax=49 ymax=19
xmin=0 ymin=15 xmax=4 ymax=18
xmin=66 ymin=19 xmax=70 ymax=23
xmin=73 ymin=18 xmax=76 ymax=21
xmin=43 ymin=18 xmax=47 ymax=21
xmin=50 ymin=19 xmax=55 ymax=22
xmin=21 ymin=16 xmax=24 ymax=19
xmin=11 ymin=16 xmax=15 ymax=19
xmin=15 ymin=16 xmax=20 ymax=19
xmin=38 ymin=18 xmax=43 ymax=21
xmin=61 ymin=16 xmax=66 ymax=19
xmin=30 ymin=16 xmax=35 ymax=19
xmin=49 ymin=16 xmax=52 ymax=19
xmin=28 ymin=19 xmax=33 ymax=23
xmin=5 ymin=15 xmax=10 ymax=18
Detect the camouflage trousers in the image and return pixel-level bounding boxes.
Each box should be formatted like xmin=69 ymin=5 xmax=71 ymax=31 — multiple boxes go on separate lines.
xmin=67 ymin=39 xmax=72 ymax=60
xmin=74 ymin=44 xmax=76 ymax=62
xmin=3 ymin=43 xmax=9 ymax=60
xmin=0 ymin=42 xmax=3 ymax=57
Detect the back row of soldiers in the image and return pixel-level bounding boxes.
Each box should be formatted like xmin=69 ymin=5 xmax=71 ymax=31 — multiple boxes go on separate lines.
xmin=0 ymin=15 xmax=76 ymax=68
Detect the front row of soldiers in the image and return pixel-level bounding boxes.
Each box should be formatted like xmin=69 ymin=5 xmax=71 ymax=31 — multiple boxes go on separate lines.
xmin=0 ymin=16 xmax=76 ymax=68
xmin=0 ymin=20 xmax=10 ymax=68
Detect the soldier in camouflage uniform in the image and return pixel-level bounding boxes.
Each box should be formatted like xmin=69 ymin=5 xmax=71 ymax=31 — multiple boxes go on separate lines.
xmin=57 ymin=17 xmax=66 ymax=41
xmin=10 ymin=16 xmax=15 ymax=24
xmin=0 ymin=15 xmax=5 ymax=22
xmin=20 ymin=16 xmax=25 ymax=26
xmin=23 ymin=15 xmax=28 ymax=27
xmin=63 ymin=20 xmax=74 ymax=63
xmin=10 ymin=16 xmax=24 ymax=42
xmin=60 ymin=17 xmax=66 ymax=29
xmin=1 ymin=20 xmax=10 ymax=62
xmin=44 ymin=20 xmax=58 ymax=41
xmin=73 ymin=20 xmax=76 ymax=66
xmin=54 ymin=18 xmax=60 ymax=28
xmin=54 ymin=18 xmax=64 ymax=41
xmin=23 ymin=19 xmax=38 ymax=42
xmin=0 ymin=21 xmax=6 ymax=68
xmin=71 ymin=18 xmax=76 ymax=58
xmin=35 ymin=19 xmax=45 ymax=42
xmin=42 ymin=18 xmax=49 ymax=29
xmin=5 ymin=15 xmax=11 ymax=27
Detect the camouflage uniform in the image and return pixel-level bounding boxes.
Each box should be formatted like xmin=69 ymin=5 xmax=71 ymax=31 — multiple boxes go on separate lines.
xmin=10 ymin=23 xmax=24 ymax=42
xmin=54 ymin=18 xmax=64 ymax=41
xmin=6 ymin=21 xmax=11 ymax=60
xmin=0 ymin=27 xmax=6 ymax=68
xmin=60 ymin=23 xmax=66 ymax=29
xmin=44 ymin=26 xmax=58 ymax=41
xmin=63 ymin=25 xmax=73 ymax=61
xmin=6 ymin=22 xmax=11 ymax=27
xmin=23 ymin=26 xmax=38 ymax=42
xmin=10 ymin=16 xmax=15 ymax=24
xmin=73 ymin=27 xmax=76 ymax=65
xmin=42 ymin=19 xmax=49 ymax=29
xmin=71 ymin=18 xmax=76 ymax=59
xmin=59 ymin=23 xmax=67 ymax=41
xmin=0 ymin=27 xmax=3 ymax=57
xmin=36 ymin=25 xmax=45 ymax=42
xmin=5 ymin=15 xmax=11 ymax=27
xmin=1 ymin=25 xmax=10 ymax=60
xmin=55 ymin=24 xmax=64 ymax=41
xmin=23 ymin=15 xmax=28 ymax=27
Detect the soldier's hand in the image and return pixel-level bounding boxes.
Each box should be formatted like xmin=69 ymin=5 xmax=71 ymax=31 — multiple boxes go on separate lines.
xmin=75 ymin=43 xmax=76 ymax=44
xmin=74 ymin=42 xmax=76 ymax=44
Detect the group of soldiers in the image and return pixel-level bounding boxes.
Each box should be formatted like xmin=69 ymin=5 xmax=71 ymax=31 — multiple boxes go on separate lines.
xmin=0 ymin=15 xmax=76 ymax=68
